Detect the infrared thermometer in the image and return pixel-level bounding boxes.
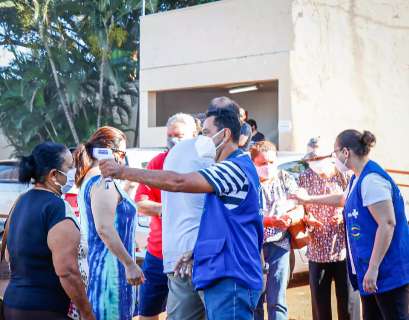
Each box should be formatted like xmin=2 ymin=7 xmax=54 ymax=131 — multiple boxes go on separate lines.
xmin=93 ymin=148 xmax=114 ymax=189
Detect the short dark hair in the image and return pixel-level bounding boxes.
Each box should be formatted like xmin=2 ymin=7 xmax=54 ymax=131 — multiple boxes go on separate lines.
xmin=19 ymin=142 xmax=68 ymax=184
xmin=207 ymin=97 xmax=240 ymax=116
xmin=247 ymin=119 xmax=257 ymax=129
xmin=336 ymin=129 xmax=376 ymax=157
xmin=206 ymin=108 xmax=241 ymax=143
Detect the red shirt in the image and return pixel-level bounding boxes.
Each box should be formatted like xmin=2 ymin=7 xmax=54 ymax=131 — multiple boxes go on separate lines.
xmin=135 ymin=151 xmax=168 ymax=259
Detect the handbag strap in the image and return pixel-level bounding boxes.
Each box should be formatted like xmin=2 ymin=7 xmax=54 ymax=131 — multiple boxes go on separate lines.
xmin=1 ymin=193 xmax=25 ymax=262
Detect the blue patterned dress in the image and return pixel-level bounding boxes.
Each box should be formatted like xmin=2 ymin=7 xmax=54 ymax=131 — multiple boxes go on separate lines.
xmin=78 ymin=175 xmax=137 ymax=320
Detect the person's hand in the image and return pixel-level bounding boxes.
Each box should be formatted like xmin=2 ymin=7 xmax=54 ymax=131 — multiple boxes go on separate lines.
xmin=289 ymin=188 xmax=311 ymax=205
xmin=174 ymin=251 xmax=193 ymax=278
xmin=125 ymin=261 xmax=145 ymax=286
xmin=363 ymin=266 xmax=379 ymax=293
xmin=99 ymin=159 xmax=124 ymax=179
xmin=275 ymin=215 xmax=292 ymax=230
xmin=303 ymin=214 xmax=324 ymax=228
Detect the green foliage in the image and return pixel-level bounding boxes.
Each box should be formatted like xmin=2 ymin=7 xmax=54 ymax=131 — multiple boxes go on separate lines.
xmin=158 ymin=0 xmax=219 ymax=10
xmin=0 ymin=0 xmax=218 ymax=156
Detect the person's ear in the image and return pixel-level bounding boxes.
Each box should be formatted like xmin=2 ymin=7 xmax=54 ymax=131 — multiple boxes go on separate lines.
xmin=224 ymin=128 xmax=232 ymax=142
xmin=48 ymin=168 xmax=58 ymax=183
xmin=342 ymin=147 xmax=349 ymax=159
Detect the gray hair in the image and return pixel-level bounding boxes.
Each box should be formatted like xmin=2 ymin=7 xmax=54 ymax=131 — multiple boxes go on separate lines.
xmin=166 ymin=113 xmax=197 ymax=134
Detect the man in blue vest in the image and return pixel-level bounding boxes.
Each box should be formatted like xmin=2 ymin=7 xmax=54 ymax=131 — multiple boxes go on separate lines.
xmin=99 ymin=107 xmax=264 ymax=319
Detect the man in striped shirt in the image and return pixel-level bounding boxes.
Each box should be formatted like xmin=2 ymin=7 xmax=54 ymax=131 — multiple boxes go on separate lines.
xmin=199 ymin=155 xmax=249 ymax=210
xmin=99 ymin=106 xmax=263 ymax=320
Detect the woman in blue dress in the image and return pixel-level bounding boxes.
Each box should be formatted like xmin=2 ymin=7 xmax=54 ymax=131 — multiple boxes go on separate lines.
xmin=74 ymin=126 xmax=144 ymax=320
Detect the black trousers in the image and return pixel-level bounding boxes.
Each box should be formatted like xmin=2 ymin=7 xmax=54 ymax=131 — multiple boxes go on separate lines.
xmin=361 ymin=284 xmax=409 ymax=320
xmin=309 ymin=260 xmax=354 ymax=320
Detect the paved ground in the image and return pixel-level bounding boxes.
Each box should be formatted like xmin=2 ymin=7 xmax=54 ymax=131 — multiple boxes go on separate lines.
xmin=0 ymin=264 xmax=338 ymax=320
xmin=154 ymin=274 xmax=339 ymax=320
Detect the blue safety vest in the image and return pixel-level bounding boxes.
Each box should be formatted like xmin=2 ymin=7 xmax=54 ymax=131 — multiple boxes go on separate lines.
xmin=192 ymin=150 xmax=264 ymax=290
xmin=344 ymin=160 xmax=409 ymax=295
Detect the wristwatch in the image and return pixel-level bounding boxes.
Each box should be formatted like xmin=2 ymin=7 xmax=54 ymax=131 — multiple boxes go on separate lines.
xmin=263 ymin=262 xmax=270 ymax=274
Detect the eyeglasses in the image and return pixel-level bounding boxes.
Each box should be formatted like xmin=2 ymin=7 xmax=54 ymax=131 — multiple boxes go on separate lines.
xmin=111 ymin=148 xmax=127 ymax=159
xmin=331 ymin=148 xmax=347 ymax=157
xmin=305 ymin=154 xmax=332 ymax=162
xmin=331 ymin=149 xmax=340 ymax=157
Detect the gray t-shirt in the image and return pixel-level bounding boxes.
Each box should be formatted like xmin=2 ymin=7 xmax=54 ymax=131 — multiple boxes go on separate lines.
xmin=162 ymin=138 xmax=214 ymax=273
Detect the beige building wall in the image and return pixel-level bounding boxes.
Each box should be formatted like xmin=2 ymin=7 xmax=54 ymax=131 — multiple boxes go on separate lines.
xmin=139 ymin=0 xmax=292 ymax=148
xmin=139 ymin=0 xmax=409 ymax=173
xmin=290 ymin=0 xmax=409 ymax=171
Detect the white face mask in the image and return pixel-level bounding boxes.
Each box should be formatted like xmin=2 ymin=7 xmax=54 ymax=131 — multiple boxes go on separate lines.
xmin=55 ymin=168 xmax=76 ymax=194
xmin=335 ymin=157 xmax=349 ymax=173
xmin=195 ymin=129 xmax=225 ymax=159
xmin=256 ymin=163 xmax=277 ymax=181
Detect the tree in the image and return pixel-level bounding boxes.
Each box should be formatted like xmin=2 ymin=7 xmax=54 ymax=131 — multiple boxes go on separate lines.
xmin=0 ymin=0 xmax=218 ymax=156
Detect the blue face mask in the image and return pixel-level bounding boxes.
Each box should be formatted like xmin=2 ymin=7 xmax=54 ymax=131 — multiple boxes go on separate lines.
xmin=55 ymin=168 xmax=76 ymax=194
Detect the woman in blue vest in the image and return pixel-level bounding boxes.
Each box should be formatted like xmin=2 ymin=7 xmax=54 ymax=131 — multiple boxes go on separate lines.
xmin=293 ymin=129 xmax=409 ymax=320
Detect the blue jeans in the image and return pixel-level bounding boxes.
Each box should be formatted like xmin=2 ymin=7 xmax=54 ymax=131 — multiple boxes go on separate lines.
xmin=203 ymin=278 xmax=261 ymax=320
xmin=254 ymin=243 xmax=290 ymax=320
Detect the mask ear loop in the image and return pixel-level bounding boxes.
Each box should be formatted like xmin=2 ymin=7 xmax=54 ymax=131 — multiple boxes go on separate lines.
xmin=213 ymin=129 xmax=226 ymax=151
xmin=51 ymin=170 xmax=64 ymax=192
xmin=211 ymin=128 xmax=225 ymax=140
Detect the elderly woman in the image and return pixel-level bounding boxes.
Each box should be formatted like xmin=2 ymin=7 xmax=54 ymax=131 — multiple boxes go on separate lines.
xmin=299 ymin=153 xmax=355 ymax=320
xmin=295 ymin=130 xmax=409 ymax=320
xmin=3 ymin=142 xmax=94 ymax=320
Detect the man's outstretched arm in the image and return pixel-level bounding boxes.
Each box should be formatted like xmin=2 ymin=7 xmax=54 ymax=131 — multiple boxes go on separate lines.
xmin=100 ymin=159 xmax=213 ymax=193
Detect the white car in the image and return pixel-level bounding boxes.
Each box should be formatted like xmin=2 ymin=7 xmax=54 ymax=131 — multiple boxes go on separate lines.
xmin=276 ymin=155 xmax=309 ymax=277
xmin=0 ymin=160 xmax=30 ymax=234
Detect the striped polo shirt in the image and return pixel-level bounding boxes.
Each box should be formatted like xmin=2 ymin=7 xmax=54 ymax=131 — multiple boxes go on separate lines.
xmin=199 ymin=159 xmax=249 ymax=210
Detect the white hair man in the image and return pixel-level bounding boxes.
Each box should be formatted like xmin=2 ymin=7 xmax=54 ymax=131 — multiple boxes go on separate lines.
xmin=135 ymin=113 xmax=197 ymax=320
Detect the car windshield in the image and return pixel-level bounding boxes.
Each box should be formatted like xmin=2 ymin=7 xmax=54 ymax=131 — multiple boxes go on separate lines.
xmin=0 ymin=163 xmax=19 ymax=182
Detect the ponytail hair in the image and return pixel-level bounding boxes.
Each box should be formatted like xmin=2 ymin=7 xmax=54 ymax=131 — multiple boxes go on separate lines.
xmin=336 ymin=129 xmax=376 ymax=157
xmin=73 ymin=126 xmax=126 ymax=187
xmin=19 ymin=155 xmax=36 ymax=184
xmin=19 ymin=142 xmax=67 ymax=184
